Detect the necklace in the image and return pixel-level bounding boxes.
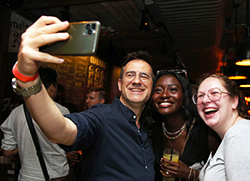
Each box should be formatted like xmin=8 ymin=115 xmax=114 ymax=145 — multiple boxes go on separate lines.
xmin=163 ymin=118 xmax=196 ymax=156
xmin=162 ymin=122 xmax=186 ymax=140
xmin=163 ymin=122 xmax=187 ymax=135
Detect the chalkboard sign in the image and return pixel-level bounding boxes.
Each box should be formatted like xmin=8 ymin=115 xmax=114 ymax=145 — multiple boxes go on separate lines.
xmin=0 ymin=53 xmax=107 ymax=125
xmin=44 ymin=55 xmax=107 ymax=111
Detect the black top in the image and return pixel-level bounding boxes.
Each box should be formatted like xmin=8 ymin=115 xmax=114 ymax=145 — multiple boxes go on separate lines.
xmin=61 ymin=97 xmax=154 ymax=181
xmin=152 ymin=119 xmax=210 ymax=181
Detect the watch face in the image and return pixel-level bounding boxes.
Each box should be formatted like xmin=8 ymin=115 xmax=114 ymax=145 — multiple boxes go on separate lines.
xmin=12 ymin=78 xmax=17 ymax=89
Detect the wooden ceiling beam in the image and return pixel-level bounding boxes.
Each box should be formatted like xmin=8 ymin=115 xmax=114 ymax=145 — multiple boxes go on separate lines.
xmin=21 ymin=0 xmax=129 ymax=10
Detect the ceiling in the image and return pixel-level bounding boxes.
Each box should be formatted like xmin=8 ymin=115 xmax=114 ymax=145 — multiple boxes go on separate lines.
xmin=5 ymin=0 xmax=250 ymax=82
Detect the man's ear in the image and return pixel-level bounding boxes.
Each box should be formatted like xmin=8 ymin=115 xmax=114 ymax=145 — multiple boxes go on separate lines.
xmin=118 ymin=79 xmax=122 ymax=91
xmin=100 ymin=99 xmax=105 ymax=104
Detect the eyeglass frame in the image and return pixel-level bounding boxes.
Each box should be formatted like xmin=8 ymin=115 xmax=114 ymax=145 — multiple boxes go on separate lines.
xmin=192 ymin=87 xmax=231 ymax=105
xmin=123 ymin=71 xmax=152 ymax=82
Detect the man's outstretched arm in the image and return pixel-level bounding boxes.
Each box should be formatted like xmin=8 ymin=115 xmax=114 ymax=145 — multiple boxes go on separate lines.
xmin=16 ymin=16 xmax=77 ymax=146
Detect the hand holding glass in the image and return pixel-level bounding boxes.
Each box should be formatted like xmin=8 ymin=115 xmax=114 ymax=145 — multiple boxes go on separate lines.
xmin=163 ymin=148 xmax=179 ymax=181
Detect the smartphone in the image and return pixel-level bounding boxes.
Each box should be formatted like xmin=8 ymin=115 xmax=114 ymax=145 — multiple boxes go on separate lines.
xmin=40 ymin=21 xmax=101 ymax=56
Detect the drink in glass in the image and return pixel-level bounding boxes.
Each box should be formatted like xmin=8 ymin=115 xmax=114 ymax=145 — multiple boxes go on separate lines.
xmin=163 ymin=148 xmax=179 ymax=181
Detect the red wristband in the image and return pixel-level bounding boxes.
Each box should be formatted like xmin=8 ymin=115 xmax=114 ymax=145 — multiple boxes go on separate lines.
xmin=12 ymin=62 xmax=39 ymax=82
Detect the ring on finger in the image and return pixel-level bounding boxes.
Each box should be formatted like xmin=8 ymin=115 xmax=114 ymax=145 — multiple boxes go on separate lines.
xmin=166 ymin=171 xmax=169 ymax=175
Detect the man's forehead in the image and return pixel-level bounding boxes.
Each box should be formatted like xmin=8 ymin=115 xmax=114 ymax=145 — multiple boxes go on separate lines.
xmin=124 ymin=59 xmax=152 ymax=72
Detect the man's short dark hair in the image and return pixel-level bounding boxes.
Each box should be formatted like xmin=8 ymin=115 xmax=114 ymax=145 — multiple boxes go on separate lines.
xmin=119 ymin=51 xmax=154 ymax=79
xmin=87 ymin=87 xmax=107 ymax=102
xmin=39 ymin=67 xmax=57 ymax=89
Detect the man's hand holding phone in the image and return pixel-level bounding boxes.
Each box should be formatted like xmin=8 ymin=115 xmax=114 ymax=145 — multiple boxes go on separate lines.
xmin=17 ymin=16 xmax=70 ymax=77
xmin=40 ymin=21 xmax=101 ymax=56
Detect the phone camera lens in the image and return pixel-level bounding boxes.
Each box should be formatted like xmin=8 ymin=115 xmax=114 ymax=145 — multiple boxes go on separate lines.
xmin=91 ymin=24 xmax=96 ymax=30
xmin=88 ymin=29 xmax=92 ymax=35
xmin=86 ymin=24 xmax=90 ymax=29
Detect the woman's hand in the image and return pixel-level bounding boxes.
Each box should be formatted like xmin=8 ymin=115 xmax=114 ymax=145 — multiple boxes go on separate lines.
xmin=161 ymin=157 xmax=191 ymax=179
xmin=17 ymin=16 xmax=70 ymax=77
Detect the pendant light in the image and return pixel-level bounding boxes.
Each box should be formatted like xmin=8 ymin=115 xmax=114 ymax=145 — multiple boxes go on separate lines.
xmin=236 ymin=0 xmax=250 ymax=66
xmin=139 ymin=10 xmax=150 ymax=32
xmin=228 ymin=64 xmax=247 ymax=80
xmin=240 ymin=81 xmax=250 ymax=87
xmin=228 ymin=3 xmax=247 ymax=80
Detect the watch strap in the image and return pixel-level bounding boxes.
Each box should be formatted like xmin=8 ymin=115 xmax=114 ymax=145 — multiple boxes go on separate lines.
xmin=12 ymin=62 xmax=39 ymax=82
xmin=13 ymin=77 xmax=42 ymax=97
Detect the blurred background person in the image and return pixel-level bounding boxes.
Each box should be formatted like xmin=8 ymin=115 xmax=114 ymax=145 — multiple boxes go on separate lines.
xmin=56 ymin=84 xmax=79 ymax=113
xmin=148 ymin=70 xmax=220 ymax=181
xmin=55 ymin=84 xmax=80 ymax=179
xmin=85 ymin=86 xmax=106 ymax=110
xmin=1 ymin=67 xmax=70 ymax=181
xmin=193 ymin=73 xmax=250 ymax=181
xmin=70 ymin=87 xmax=107 ymax=179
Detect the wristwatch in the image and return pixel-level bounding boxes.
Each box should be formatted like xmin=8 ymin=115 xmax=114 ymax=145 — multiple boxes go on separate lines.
xmin=12 ymin=77 xmax=42 ymax=97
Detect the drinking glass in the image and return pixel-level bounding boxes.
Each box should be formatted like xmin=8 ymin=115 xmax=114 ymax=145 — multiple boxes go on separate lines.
xmin=162 ymin=148 xmax=179 ymax=181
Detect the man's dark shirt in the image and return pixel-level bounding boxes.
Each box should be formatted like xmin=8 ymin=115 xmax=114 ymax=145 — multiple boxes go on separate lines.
xmin=62 ymin=97 xmax=154 ymax=181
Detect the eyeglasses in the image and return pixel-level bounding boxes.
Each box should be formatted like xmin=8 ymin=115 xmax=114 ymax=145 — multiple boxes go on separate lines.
xmin=192 ymin=87 xmax=231 ymax=105
xmin=123 ymin=71 xmax=151 ymax=82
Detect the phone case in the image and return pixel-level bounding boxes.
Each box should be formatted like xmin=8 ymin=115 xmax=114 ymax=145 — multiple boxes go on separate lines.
xmin=40 ymin=21 xmax=101 ymax=56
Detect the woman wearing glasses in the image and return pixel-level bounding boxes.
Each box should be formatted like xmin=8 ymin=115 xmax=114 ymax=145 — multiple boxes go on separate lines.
xmin=192 ymin=73 xmax=250 ymax=181
xmin=149 ymin=70 xmax=220 ymax=181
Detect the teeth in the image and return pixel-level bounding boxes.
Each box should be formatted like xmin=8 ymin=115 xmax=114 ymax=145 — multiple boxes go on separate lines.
xmin=160 ymin=102 xmax=171 ymax=106
xmin=131 ymin=89 xmax=143 ymax=91
xmin=204 ymin=108 xmax=217 ymax=113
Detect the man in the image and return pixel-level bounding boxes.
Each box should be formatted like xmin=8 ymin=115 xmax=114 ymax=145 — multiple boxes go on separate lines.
xmin=1 ymin=67 xmax=70 ymax=180
xmin=71 ymin=86 xmax=106 ymax=177
xmin=12 ymin=16 xmax=154 ymax=180
xmin=85 ymin=86 xmax=106 ymax=109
